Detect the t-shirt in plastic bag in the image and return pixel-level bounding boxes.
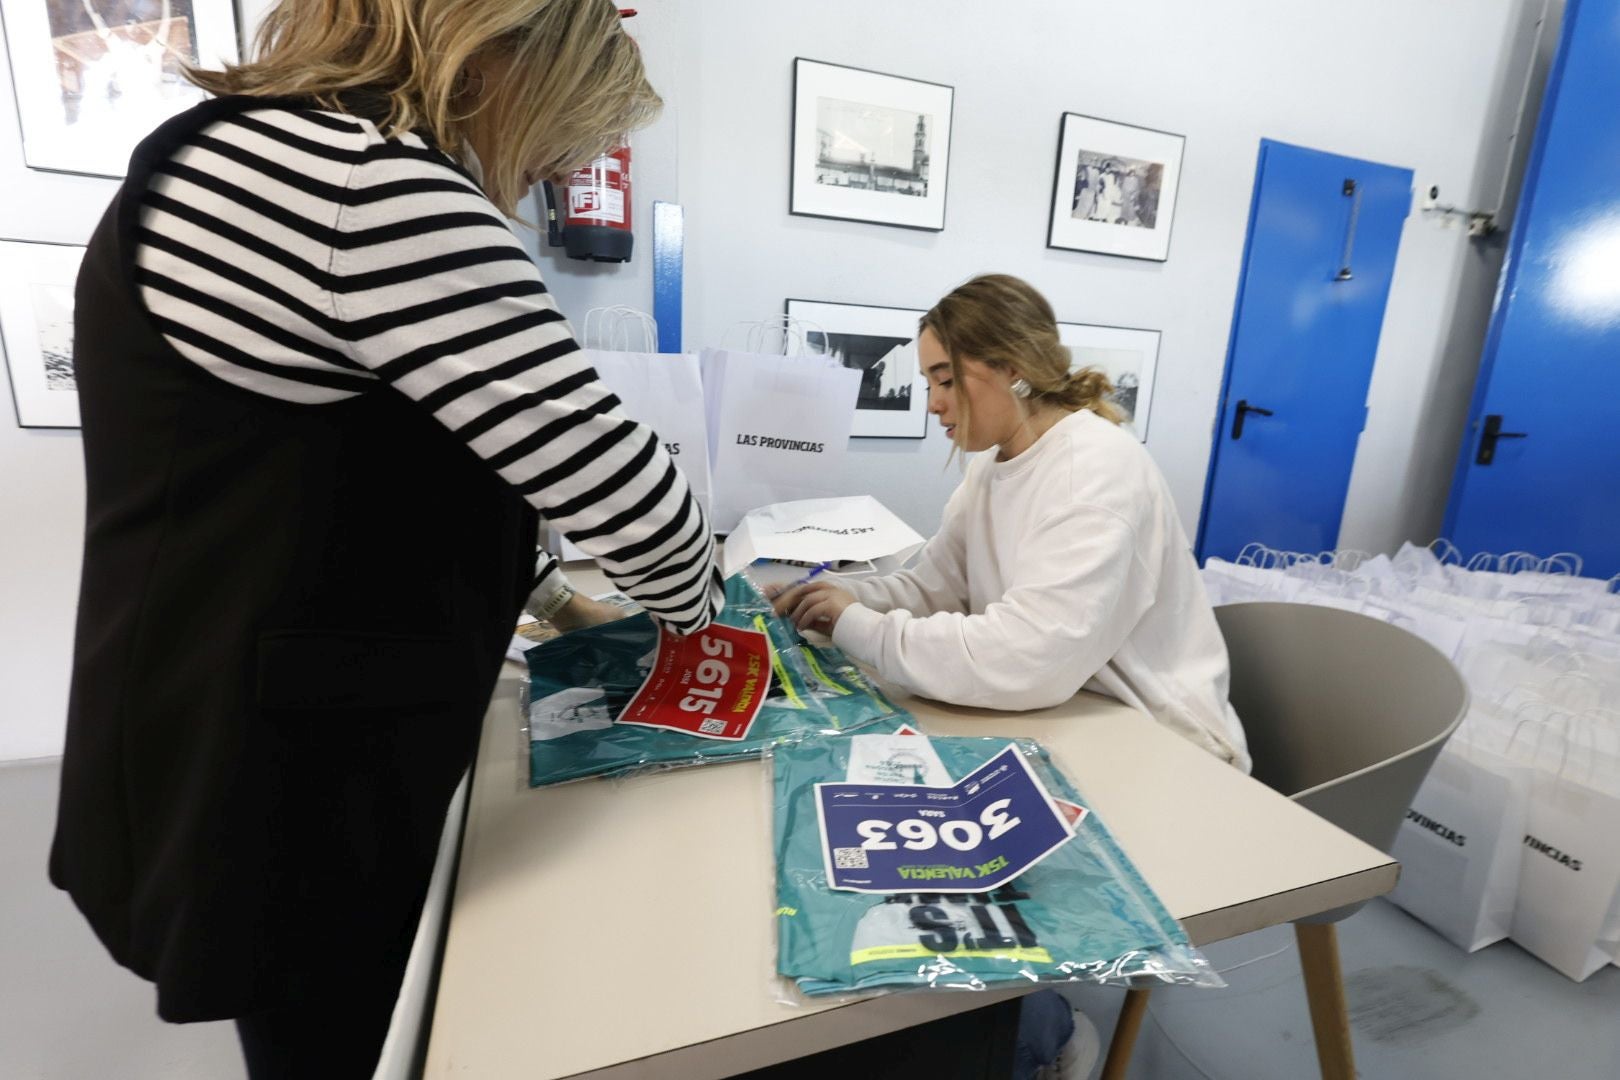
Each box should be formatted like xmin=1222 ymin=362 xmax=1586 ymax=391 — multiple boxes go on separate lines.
xmin=524 ymin=574 xmax=904 ymax=786
xmin=773 ymin=732 xmax=1220 ymax=995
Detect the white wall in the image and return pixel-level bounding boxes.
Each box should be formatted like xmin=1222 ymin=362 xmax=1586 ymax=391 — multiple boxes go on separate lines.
xmin=0 ymin=79 xmax=121 ymax=762
xmin=0 ymin=0 xmax=1551 ymax=760
xmin=1338 ymin=0 xmax=1562 ymax=555
xmin=519 ymin=0 xmax=701 ymax=342
xmin=684 ymin=0 xmax=1549 ymax=542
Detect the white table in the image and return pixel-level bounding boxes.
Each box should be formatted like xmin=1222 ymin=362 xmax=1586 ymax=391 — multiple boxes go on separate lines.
xmin=423 ymin=572 xmax=1397 ymax=1079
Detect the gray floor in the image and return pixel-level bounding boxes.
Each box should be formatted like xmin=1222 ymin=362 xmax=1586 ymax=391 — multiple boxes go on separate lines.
xmin=1058 ymin=910 xmax=1620 ymax=1079
xmin=6 ymin=756 xmax=1619 ymax=1080
xmin=2 ymin=759 xmax=244 ymax=1080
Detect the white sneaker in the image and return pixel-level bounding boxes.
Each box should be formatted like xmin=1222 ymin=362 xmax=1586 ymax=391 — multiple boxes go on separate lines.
xmin=1036 ymin=1007 xmax=1102 ymax=1080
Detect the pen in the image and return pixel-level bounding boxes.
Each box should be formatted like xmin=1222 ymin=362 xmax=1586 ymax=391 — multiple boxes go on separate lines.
xmin=783 ymin=562 xmax=832 ymax=591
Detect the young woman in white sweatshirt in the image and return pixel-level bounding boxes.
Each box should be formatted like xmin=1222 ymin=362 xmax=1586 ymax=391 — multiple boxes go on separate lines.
xmin=773 ymin=273 xmax=1250 ymax=772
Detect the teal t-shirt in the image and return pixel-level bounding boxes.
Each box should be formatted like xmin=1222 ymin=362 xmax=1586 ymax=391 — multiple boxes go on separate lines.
xmin=525 ymin=574 xmax=904 ymax=786
xmin=773 ymin=733 xmax=1217 ymax=995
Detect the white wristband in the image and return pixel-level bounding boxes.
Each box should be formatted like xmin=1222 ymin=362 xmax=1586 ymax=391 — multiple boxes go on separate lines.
xmin=528 ymin=579 xmax=576 ymax=621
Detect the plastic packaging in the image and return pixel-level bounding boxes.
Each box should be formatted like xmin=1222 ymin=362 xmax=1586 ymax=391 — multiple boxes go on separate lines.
xmin=523 ymin=573 xmax=904 ymax=786
xmin=771 ymin=732 xmax=1221 ymax=996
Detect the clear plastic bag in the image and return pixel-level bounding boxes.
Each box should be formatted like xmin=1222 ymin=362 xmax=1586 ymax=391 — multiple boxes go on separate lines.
xmin=521 ymin=573 xmax=904 ymax=786
xmin=771 ymin=732 xmax=1222 ymax=998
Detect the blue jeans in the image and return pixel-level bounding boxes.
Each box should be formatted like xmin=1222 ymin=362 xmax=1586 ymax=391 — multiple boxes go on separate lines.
xmin=1014 ymin=989 xmax=1075 ymax=1079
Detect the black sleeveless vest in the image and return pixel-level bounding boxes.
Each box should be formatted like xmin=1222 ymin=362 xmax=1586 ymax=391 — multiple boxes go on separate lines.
xmin=49 ymin=97 xmax=538 ymax=1022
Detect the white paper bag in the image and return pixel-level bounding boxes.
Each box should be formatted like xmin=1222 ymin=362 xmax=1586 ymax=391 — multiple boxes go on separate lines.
xmin=1361 ymin=601 xmax=1470 ymax=662
xmin=545 ymin=350 xmax=711 ymax=561
xmin=1387 ymin=743 xmax=1528 ymax=952
xmin=1602 ymin=876 xmax=1620 ymax=968
xmin=722 ymin=496 xmax=926 ymax=578
xmin=701 ymin=349 xmax=861 ymax=532
xmin=1509 ymin=770 xmax=1620 ymax=981
xmin=1392 ymin=541 xmax=1454 ymax=586
xmin=1200 ymin=559 xmax=1306 ymax=605
xmin=585 ymin=349 xmax=712 ymax=507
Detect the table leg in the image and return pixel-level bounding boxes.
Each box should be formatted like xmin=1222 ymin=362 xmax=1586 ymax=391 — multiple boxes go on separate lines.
xmin=1100 ymin=986 xmax=1151 ymax=1080
xmin=1296 ymin=921 xmax=1356 ymax=1080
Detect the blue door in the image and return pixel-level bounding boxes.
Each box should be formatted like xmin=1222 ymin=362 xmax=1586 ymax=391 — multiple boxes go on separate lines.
xmin=1443 ymin=0 xmax=1620 ymax=579
xmin=1197 ymin=141 xmax=1413 ymax=564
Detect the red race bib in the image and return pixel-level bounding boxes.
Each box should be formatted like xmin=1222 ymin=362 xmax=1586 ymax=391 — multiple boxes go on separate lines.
xmin=616 ymin=623 xmax=773 ymax=740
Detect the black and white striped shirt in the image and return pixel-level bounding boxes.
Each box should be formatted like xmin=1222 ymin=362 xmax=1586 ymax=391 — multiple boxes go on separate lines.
xmin=133 ymin=104 xmax=721 ymax=632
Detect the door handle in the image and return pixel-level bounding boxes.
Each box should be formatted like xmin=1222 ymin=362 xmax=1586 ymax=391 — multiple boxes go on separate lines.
xmin=1475 ymin=413 xmax=1527 ymax=465
xmin=1231 ymin=399 xmax=1275 ymax=440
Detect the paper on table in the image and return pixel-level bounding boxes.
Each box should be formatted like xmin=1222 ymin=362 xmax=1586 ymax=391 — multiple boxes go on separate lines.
xmin=723 ymin=495 xmax=924 ymax=578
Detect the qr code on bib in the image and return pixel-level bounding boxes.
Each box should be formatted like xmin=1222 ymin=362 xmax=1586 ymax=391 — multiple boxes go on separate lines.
xmin=698 ymin=718 xmax=727 ymax=736
xmin=833 ymin=847 xmax=869 ymax=869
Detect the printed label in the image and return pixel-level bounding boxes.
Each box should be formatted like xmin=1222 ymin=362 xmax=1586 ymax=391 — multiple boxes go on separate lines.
xmin=568 ymin=186 xmax=626 ymax=223
xmin=615 ymin=623 xmax=771 ymax=740
xmin=816 ymin=746 xmax=1075 ymax=893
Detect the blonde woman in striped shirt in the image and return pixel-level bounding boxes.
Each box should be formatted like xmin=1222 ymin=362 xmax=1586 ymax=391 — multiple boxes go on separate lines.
xmin=52 ymin=2 xmax=718 ymax=1075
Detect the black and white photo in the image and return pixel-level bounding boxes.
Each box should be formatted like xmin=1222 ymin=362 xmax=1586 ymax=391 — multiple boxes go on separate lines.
xmin=1071 ymin=149 xmax=1163 ymax=229
xmin=2 ymin=0 xmax=238 ymax=177
xmin=1057 ymin=321 xmax=1161 ymax=441
xmin=788 ymin=299 xmax=928 ymax=438
xmin=792 ymin=59 xmax=953 ymax=231
xmin=31 ymin=282 xmax=75 ymax=391
xmin=1 ymin=240 xmax=86 ymax=428
xmin=807 ymin=330 xmax=914 ymax=410
xmin=1048 ymin=113 xmax=1185 ymax=260
xmin=815 ymin=97 xmax=930 ymax=197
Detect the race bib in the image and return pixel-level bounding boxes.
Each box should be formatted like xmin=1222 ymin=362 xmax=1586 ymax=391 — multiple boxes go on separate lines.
xmin=815 ymin=745 xmax=1075 ymax=892
xmin=616 ymin=623 xmax=772 ymax=740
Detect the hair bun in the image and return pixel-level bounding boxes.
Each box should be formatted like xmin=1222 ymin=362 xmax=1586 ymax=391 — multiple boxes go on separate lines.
xmin=1061 ymin=366 xmax=1124 ymax=424
xmin=1067 ymin=366 xmax=1111 ymax=395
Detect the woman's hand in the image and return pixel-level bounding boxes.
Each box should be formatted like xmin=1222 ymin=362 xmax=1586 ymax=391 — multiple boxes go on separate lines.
xmin=769 ymin=580 xmax=858 ymax=635
xmin=548 ymin=592 xmax=633 ymax=633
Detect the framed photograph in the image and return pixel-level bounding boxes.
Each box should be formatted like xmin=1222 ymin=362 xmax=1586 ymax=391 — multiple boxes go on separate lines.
xmin=1047 ymin=112 xmax=1185 ymax=261
xmin=1 ymin=0 xmax=239 ymax=178
xmin=791 ymin=58 xmax=953 ymax=232
xmin=1057 ymin=321 xmax=1160 ymax=442
xmin=788 ymin=298 xmax=927 ymax=439
xmin=1 ymin=239 xmax=85 ymax=428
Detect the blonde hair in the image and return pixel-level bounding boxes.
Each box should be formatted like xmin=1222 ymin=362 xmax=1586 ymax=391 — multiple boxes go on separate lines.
xmin=186 ymin=0 xmax=661 ymax=215
xmin=919 ymin=274 xmax=1122 ymax=445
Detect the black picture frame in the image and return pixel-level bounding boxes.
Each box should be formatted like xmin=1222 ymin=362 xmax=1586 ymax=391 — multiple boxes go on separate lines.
xmin=790 ymin=58 xmax=955 ymax=233
xmin=786 ymin=297 xmax=929 ymax=439
xmin=1 ymin=0 xmax=243 ymax=179
xmin=1046 ymin=111 xmax=1186 ymax=262
xmin=0 ymin=238 xmax=86 ymax=429
xmin=1056 ymin=319 xmax=1162 ymax=442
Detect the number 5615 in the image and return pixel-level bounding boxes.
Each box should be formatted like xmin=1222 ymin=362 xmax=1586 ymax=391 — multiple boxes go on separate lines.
xmin=678 ymin=635 xmax=734 ymax=715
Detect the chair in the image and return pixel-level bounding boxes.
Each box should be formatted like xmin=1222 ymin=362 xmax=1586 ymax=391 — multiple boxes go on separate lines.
xmin=1100 ymin=602 xmax=1468 ymax=1080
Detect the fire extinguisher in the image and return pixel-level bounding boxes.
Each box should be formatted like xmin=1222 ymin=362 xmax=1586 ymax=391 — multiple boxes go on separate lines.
xmin=542 ymin=144 xmax=634 ymax=263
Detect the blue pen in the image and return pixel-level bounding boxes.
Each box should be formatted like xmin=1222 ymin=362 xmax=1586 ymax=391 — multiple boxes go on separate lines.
xmin=784 ymin=562 xmax=832 ymax=591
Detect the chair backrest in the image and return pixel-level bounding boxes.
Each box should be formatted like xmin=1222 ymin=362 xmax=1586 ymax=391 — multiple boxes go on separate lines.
xmin=1214 ymin=603 xmax=1468 ymax=887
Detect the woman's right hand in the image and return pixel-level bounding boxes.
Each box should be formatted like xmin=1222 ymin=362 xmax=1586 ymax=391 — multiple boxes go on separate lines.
xmin=771 ymin=580 xmax=858 ymax=635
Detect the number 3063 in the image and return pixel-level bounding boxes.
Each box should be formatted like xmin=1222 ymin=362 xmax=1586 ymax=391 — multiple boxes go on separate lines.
xmin=856 ymin=800 xmax=1021 ymax=853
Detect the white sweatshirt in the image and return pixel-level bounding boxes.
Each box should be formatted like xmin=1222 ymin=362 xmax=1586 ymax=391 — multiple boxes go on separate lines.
xmin=833 ymin=409 xmax=1251 ymax=771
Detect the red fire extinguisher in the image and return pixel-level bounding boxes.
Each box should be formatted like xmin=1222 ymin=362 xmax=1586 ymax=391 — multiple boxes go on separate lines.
xmin=542 ymin=144 xmax=634 ymax=263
